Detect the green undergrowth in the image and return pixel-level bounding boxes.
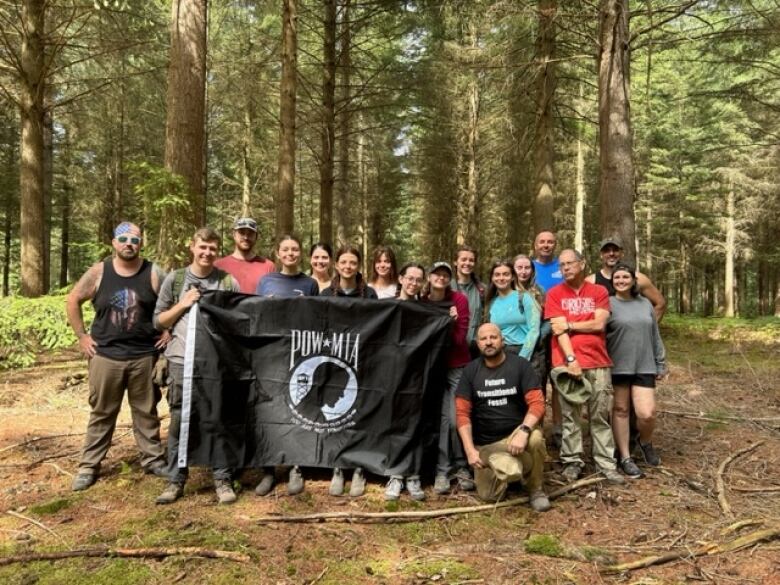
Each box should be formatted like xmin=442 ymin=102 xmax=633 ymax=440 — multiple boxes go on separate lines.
xmin=0 ymin=294 xmax=89 ymax=369
xmin=29 ymin=497 xmax=72 ymax=515
xmin=662 ymin=314 xmax=780 ymax=345
xmin=0 ymin=559 xmax=152 ymax=585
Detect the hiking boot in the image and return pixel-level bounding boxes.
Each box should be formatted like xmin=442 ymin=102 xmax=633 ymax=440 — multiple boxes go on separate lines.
xmin=619 ymin=457 xmax=645 ymax=479
xmin=155 ymin=482 xmax=184 ymax=505
xmin=215 ymin=479 xmax=237 ymax=505
xmin=384 ymin=477 xmax=403 ymax=501
xmin=349 ymin=468 xmax=366 ymax=497
xmin=639 ymin=441 xmax=661 ymax=466
xmin=561 ymin=463 xmax=582 ymax=483
xmin=71 ymin=473 xmax=96 ymax=492
xmin=329 ymin=468 xmax=345 ymax=496
xmin=600 ymin=467 xmax=626 ymax=485
xmin=287 ymin=466 xmax=304 ymax=496
xmin=406 ymin=476 xmax=426 ymax=501
xmin=454 ymin=468 xmax=476 ymax=491
xmin=433 ymin=473 xmax=451 ymax=495
xmin=255 ymin=471 xmax=275 ymax=496
xmin=529 ymin=489 xmax=551 ymax=512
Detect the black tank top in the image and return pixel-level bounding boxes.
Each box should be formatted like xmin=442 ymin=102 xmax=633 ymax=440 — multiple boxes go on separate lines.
xmin=91 ymin=259 xmax=159 ymax=359
xmin=594 ymin=270 xmax=616 ymax=296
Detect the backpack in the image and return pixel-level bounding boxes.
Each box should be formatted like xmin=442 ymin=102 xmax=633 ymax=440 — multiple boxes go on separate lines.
xmin=170 ymin=268 xmax=233 ymax=304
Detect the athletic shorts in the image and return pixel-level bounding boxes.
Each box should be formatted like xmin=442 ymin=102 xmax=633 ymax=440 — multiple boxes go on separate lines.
xmin=611 ymin=373 xmax=656 ymax=388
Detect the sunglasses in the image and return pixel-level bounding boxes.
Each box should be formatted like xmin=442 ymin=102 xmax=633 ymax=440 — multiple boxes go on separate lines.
xmin=117 ymin=235 xmax=141 ymax=245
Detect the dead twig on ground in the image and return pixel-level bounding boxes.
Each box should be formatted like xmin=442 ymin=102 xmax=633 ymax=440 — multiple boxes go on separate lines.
xmin=602 ymin=523 xmax=780 ymax=573
xmin=0 ymin=546 xmax=250 ymax=567
xmin=659 ymin=410 xmax=780 ymax=423
xmin=0 ymin=433 xmax=86 ymax=455
xmin=6 ymin=510 xmax=65 ymax=543
xmin=715 ymin=441 xmax=765 ymax=518
xmin=721 ymin=519 xmax=763 ymax=536
xmin=731 ymin=486 xmax=780 ymax=493
xmin=253 ymin=477 xmax=605 ymax=524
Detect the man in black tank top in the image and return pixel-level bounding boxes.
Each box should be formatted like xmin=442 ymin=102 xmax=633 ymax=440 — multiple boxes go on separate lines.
xmin=66 ymin=222 xmax=168 ymax=491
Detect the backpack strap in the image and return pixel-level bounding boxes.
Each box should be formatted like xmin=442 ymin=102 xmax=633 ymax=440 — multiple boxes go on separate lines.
xmin=171 ymin=268 xmax=187 ymax=305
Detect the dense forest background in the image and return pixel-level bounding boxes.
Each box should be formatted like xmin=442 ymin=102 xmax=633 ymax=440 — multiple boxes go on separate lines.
xmin=0 ymin=0 xmax=778 ymax=317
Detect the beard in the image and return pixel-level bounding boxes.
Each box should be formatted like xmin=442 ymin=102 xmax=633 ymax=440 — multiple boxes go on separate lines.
xmin=117 ymin=247 xmax=139 ymax=261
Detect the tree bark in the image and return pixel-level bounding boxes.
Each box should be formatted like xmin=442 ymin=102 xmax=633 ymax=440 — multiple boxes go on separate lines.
xmin=456 ymin=21 xmax=480 ymax=247
xmin=319 ymin=0 xmax=337 ymax=245
xmin=59 ymin=182 xmax=69 ymax=289
xmin=598 ymin=0 xmax=636 ymax=264
xmin=164 ymin=0 xmax=208 ymax=229
xmin=276 ymin=0 xmax=297 ymax=237
xmin=19 ymin=0 xmax=47 ymax=297
xmin=724 ymin=188 xmax=736 ymax=317
xmin=335 ymin=0 xmax=351 ymax=247
xmin=574 ymin=87 xmax=585 ymax=252
xmin=532 ymin=0 xmax=557 ymax=236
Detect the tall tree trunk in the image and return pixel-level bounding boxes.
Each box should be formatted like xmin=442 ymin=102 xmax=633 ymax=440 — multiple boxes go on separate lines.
xmin=241 ymin=104 xmax=252 ymax=217
xmin=42 ymin=99 xmax=52 ymax=292
xmin=724 ymin=188 xmax=736 ymax=317
xmin=335 ymin=0 xmax=351 ymax=246
xmin=598 ymin=0 xmax=636 ymax=264
xmin=357 ymin=114 xmax=368 ymax=265
xmin=19 ymin=0 xmax=46 ymax=297
xmin=574 ymin=83 xmax=585 ymax=252
xmin=532 ymin=0 xmax=557 ymax=236
xmin=164 ymin=0 xmax=208 ymax=229
xmin=2 ymin=186 xmax=12 ymax=297
xmin=319 ymin=0 xmax=337 ymax=244
xmin=456 ymin=22 xmax=480 ymax=247
xmin=276 ymin=0 xmax=297 ymax=237
xmin=59 ymin=182 xmax=69 ymax=288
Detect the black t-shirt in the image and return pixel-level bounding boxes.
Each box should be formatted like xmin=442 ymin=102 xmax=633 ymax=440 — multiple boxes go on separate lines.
xmin=456 ymin=353 xmax=540 ymax=445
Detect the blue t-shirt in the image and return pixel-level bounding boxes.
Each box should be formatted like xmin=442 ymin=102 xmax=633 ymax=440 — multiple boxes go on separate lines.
xmin=256 ymin=272 xmax=319 ymax=297
xmin=533 ymin=258 xmax=562 ymax=293
xmin=487 ymin=290 xmax=541 ymax=360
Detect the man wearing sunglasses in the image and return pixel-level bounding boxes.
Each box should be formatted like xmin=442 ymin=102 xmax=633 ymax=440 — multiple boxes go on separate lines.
xmin=66 ymin=222 xmax=169 ymax=491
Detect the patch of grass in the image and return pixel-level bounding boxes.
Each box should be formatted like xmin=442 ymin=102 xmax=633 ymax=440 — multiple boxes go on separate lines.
xmin=0 ymin=559 xmax=152 ymax=585
xmin=400 ymin=558 xmax=478 ymax=581
xmin=29 ymin=497 xmax=72 ymax=515
xmin=524 ymin=533 xmax=563 ymax=558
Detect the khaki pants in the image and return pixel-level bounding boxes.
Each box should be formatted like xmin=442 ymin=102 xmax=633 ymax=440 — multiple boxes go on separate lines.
xmin=557 ymin=366 xmax=616 ymax=471
xmin=474 ymin=428 xmax=546 ymax=502
xmin=77 ymin=354 xmax=165 ymax=475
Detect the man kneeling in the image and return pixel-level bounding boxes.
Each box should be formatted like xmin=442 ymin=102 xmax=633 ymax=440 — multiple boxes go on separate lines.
xmin=455 ymin=323 xmax=551 ymax=511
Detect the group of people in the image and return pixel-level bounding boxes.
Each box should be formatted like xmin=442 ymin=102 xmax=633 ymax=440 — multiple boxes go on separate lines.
xmin=65 ymin=218 xmax=667 ymax=514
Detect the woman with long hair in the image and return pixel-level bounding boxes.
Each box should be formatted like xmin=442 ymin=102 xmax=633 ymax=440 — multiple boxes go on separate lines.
xmin=513 ymin=254 xmax=549 ymax=389
xmin=320 ymin=245 xmax=376 ymax=497
xmin=368 ymin=245 xmax=399 ymax=299
xmin=255 ymin=234 xmax=318 ymax=497
xmin=483 ymin=260 xmax=540 ymax=361
xmin=422 ymin=261 xmax=475 ymax=496
xmin=309 ymin=242 xmax=333 ymax=293
xmin=607 ymin=264 xmax=667 ymax=479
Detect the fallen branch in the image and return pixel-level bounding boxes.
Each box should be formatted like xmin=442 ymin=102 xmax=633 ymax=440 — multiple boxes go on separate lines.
xmin=659 ymin=410 xmax=780 ymax=423
xmin=6 ymin=510 xmax=65 ymax=543
xmin=602 ymin=523 xmax=780 ymax=573
xmin=731 ymin=486 xmax=780 ymax=493
xmin=0 ymin=433 xmax=86 ymax=456
xmin=721 ymin=519 xmax=763 ymax=536
xmin=0 ymin=546 xmax=250 ymax=567
xmin=715 ymin=441 xmax=765 ymax=518
xmin=254 ymin=477 xmax=605 ymax=524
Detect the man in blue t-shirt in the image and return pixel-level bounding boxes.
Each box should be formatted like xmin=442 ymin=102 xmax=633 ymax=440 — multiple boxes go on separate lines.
xmin=531 ymin=230 xmax=563 ymax=292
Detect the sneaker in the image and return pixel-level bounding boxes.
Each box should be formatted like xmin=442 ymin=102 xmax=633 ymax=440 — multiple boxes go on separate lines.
xmin=529 ymin=489 xmax=551 ymax=512
xmin=255 ymin=471 xmax=275 ymax=496
xmin=600 ymin=467 xmax=626 ymax=485
xmin=287 ymin=466 xmax=304 ymax=495
xmin=215 ymin=479 xmax=237 ymax=505
xmin=433 ymin=473 xmax=451 ymax=495
xmin=384 ymin=477 xmax=403 ymax=501
xmin=638 ymin=441 xmax=661 ymax=466
xmin=406 ymin=477 xmax=426 ymax=501
xmin=144 ymin=464 xmax=169 ymax=479
xmin=454 ymin=468 xmax=476 ymax=491
xmin=155 ymin=482 xmax=184 ymax=505
xmin=619 ymin=457 xmax=645 ymax=479
xmin=71 ymin=473 xmax=96 ymax=492
xmin=329 ymin=468 xmax=345 ymax=496
xmin=349 ymin=468 xmax=366 ymax=497
xmin=561 ymin=463 xmax=582 ymax=483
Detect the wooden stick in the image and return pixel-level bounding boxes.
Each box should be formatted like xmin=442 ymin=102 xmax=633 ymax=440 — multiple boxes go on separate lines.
xmin=731 ymin=486 xmax=780 ymax=493
xmin=254 ymin=476 xmax=605 ymax=524
xmin=715 ymin=441 xmax=765 ymax=518
xmin=0 ymin=433 xmax=86 ymax=455
xmin=659 ymin=410 xmax=780 ymax=422
xmin=721 ymin=519 xmax=763 ymax=536
xmin=0 ymin=546 xmax=250 ymax=567
xmin=6 ymin=510 xmax=64 ymax=543
xmin=602 ymin=524 xmax=780 ymax=573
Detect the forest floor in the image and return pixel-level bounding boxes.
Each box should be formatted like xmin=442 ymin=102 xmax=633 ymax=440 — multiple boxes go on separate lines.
xmin=0 ymin=317 xmax=779 ymax=584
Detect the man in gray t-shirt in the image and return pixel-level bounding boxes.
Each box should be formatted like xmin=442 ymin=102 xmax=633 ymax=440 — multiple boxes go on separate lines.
xmin=153 ymin=227 xmax=240 ymax=506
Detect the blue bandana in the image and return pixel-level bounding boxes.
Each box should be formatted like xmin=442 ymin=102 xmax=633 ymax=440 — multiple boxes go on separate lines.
xmin=114 ymin=222 xmax=135 ymax=238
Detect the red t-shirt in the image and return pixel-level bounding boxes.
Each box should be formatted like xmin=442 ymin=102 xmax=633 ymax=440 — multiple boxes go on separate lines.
xmin=214 ymin=255 xmax=275 ymax=294
xmin=544 ymin=280 xmax=612 ymax=369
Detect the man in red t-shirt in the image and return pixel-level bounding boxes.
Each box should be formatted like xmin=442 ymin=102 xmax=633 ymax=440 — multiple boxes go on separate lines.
xmin=214 ymin=217 xmax=274 ymax=293
xmin=544 ymin=249 xmax=624 ymax=485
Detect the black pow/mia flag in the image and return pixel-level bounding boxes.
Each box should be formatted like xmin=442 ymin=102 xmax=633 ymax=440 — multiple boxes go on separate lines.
xmin=179 ymin=292 xmax=451 ymax=477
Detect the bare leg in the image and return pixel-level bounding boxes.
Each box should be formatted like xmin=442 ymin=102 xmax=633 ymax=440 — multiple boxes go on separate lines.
xmin=611 ymin=385 xmax=632 ymax=460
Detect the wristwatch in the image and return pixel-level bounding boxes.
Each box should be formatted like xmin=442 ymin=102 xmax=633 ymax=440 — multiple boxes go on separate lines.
xmin=565 ymin=354 xmax=577 ymax=364
xmin=518 ymin=424 xmax=532 ymax=435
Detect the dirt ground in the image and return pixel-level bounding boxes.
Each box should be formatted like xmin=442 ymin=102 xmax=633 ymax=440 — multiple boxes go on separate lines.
xmin=1 ymin=321 xmax=779 ymax=584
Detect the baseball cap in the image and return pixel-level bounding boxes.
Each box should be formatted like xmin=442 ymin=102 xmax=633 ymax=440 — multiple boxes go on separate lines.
xmin=429 ymin=261 xmax=453 ymax=276
xmin=599 ymin=237 xmax=623 ymax=250
xmin=233 ymin=217 xmax=257 ymax=232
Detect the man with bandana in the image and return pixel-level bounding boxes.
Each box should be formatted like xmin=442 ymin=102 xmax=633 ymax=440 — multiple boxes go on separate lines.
xmin=66 ymin=222 xmax=169 ymax=491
